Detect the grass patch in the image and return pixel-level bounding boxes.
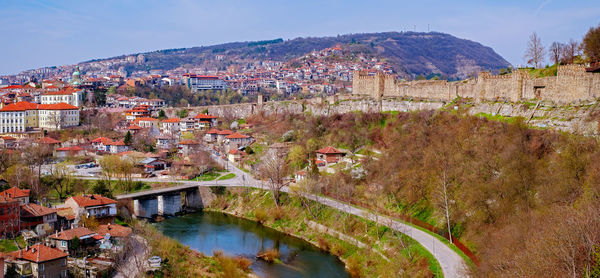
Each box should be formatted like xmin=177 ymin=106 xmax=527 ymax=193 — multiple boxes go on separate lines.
xmin=190 ymin=172 xmax=220 ymax=181
xmin=0 ymin=236 xmax=26 ymax=253
xmin=217 ymin=173 xmax=236 ymax=181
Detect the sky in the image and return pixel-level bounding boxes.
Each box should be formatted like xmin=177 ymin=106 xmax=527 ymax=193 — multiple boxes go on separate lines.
xmin=0 ymin=0 xmax=598 ymax=75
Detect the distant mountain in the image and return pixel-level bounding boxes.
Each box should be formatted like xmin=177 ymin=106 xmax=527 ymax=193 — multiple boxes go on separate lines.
xmin=85 ymin=32 xmax=511 ymax=79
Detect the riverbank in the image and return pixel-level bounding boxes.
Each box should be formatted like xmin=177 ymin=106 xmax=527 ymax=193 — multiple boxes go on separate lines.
xmin=130 ymin=220 xmax=254 ymax=277
xmin=208 ymin=187 xmax=441 ymax=278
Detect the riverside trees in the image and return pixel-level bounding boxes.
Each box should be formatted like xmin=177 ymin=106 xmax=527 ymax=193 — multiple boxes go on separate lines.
xmin=245 ymin=109 xmax=600 ymax=276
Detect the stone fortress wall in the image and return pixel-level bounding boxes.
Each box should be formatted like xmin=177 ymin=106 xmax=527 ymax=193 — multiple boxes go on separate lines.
xmin=352 ymin=65 xmax=600 ymax=104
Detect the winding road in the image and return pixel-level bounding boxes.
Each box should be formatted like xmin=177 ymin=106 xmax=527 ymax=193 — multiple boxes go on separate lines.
xmin=80 ymin=153 xmax=468 ymax=277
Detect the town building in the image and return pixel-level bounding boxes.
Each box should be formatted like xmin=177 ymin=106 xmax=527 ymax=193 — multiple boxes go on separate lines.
xmin=160 ymin=118 xmax=180 ymax=134
xmin=20 ymin=203 xmax=58 ymax=236
xmin=0 ymin=187 xmax=30 ymax=204
xmin=48 ymin=227 xmax=97 ymax=253
xmin=192 ymin=114 xmax=218 ymax=129
xmin=64 ymin=194 xmax=117 ymax=224
xmin=177 ymin=140 xmax=200 ymax=156
xmin=316 ymin=146 xmax=345 ymax=164
xmin=6 ymin=244 xmax=68 ymax=278
xmin=40 ymin=88 xmax=83 ymax=107
xmin=0 ymin=196 xmax=20 ymax=236
xmin=225 ymin=132 xmax=253 ymax=147
xmin=182 ymin=74 xmax=227 ymax=91
xmin=0 ymin=101 xmax=79 ymax=134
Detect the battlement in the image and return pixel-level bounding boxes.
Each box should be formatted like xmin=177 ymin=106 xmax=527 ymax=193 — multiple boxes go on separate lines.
xmin=352 ymin=65 xmax=600 ymax=104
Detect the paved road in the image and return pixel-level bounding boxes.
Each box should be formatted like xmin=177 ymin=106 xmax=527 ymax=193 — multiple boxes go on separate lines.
xmin=80 ymin=153 xmax=468 ymax=277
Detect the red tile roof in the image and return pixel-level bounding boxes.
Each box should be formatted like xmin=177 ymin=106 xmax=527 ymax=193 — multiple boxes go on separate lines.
xmin=49 ymin=227 xmax=95 ymax=241
xmin=193 ymin=114 xmax=217 ymax=120
xmin=205 ymin=128 xmax=220 ymax=134
xmin=21 ymin=203 xmax=57 ymax=216
xmin=55 ymin=146 xmax=84 ymax=152
xmin=161 ymin=118 xmax=180 ymax=123
xmin=135 ymin=117 xmax=158 ymax=122
xmin=8 ymin=244 xmax=67 ymax=263
xmin=228 ymin=149 xmax=246 ymax=155
xmin=217 ymin=130 xmax=233 ymax=135
xmin=91 ymin=137 xmax=112 ymax=144
xmin=38 ymin=136 xmax=61 ymax=144
xmin=68 ymin=194 xmax=116 ymax=208
xmin=316 ymin=146 xmax=344 ymax=154
xmin=0 ymin=195 xmax=18 ymax=204
xmin=178 ymin=140 xmax=199 ymax=145
xmin=95 ymin=224 xmax=132 ymax=238
xmin=225 ymin=132 xmax=250 ymax=139
xmin=128 ymin=124 xmax=142 ymax=130
xmin=107 ymin=140 xmax=125 ymax=146
xmin=38 ymin=103 xmax=78 ymax=110
xmin=0 ymin=187 xmax=30 ymax=199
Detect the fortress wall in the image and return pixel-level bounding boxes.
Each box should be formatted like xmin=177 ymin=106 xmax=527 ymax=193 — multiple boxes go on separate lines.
xmin=352 ymin=65 xmax=600 ymax=104
xmin=555 ymin=65 xmax=594 ymax=103
xmin=522 ymin=76 xmax=556 ymax=101
xmin=406 ymin=80 xmax=452 ymax=100
xmin=453 ymin=80 xmax=477 ymax=99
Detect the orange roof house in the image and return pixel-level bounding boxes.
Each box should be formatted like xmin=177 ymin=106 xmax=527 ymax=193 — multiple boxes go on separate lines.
xmin=315 ymin=146 xmax=345 ymax=164
xmin=0 ymin=187 xmax=30 ymax=204
xmin=8 ymin=244 xmax=67 ymax=263
xmin=95 ymin=224 xmax=132 ymax=238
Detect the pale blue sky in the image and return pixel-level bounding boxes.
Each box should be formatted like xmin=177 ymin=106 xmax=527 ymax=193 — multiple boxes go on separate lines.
xmin=0 ymin=0 xmax=598 ymax=75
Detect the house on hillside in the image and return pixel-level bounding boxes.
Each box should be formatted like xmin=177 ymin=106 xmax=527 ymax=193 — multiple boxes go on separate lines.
xmin=48 ymin=227 xmax=98 ymax=253
xmin=177 ymin=140 xmax=200 ymax=156
xmin=193 ymin=114 xmax=218 ymax=129
xmin=0 ymin=187 xmax=30 ymax=204
xmin=64 ymin=194 xmax=117 ymax=224
xmin=6 ymin=244 xmax=68 ymax=278
xmin=316 ymin=146 xmax=345 ymax=165
xmin=20 ymin=203 xmax=57 ymax=236
xmin=54 ymin=146 xmax=85 ymax=158
xmin=91 ymin=137 xmax=113 ymax=152
xmin=107 ymin=140 xmax=129 ymax=154
xmin=228 ymin=149 xmax=247 ymax=163
xmin=225 ymin=132 xmax=253 ymax=148
xmin=204 ymin=128 xmax=220 ymax=142
xmin=0 ymin=195 xmax=20 ymax=236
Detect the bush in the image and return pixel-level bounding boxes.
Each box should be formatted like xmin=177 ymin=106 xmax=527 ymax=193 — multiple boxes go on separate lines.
xmin=347 ymin=256 xmax=363 ymax=278
xmin=254 ymin=208 xmax=268 ymax=223
xmin=257 ymin=248 xmax=279 ymax=263
xmin=269 ymin=207 xmax=286 ymax=221
xmin=317 ymin=236 xmax=330 ymax=251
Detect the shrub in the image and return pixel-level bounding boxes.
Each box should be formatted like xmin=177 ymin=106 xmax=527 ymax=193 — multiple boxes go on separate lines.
xmin=347 ymin=256 xmax=363 ymax=278
xmin=317 ymin=236 xmax=330 ymax=252
xmin=257 ymin=248 xmax=279 ymax=263
xmin=269 ymin=206 xmax=286 ymax=221
xmin=254 ymin=208 xmax=267 ymax=223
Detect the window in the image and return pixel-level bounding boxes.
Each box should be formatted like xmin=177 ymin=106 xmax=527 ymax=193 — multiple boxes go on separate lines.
xmin=39 ymin=263 xmax=44 ymax=271
xmin=61 ymin=270 xmax=67 ymax=277
xmin=61 ymin=241 xmax=67 ymax=247
xmin=62 ymin=259 xmax=66 ymax=266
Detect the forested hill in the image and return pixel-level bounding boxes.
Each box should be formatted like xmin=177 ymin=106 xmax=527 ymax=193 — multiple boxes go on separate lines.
xmin=86 ymin=32 xmax=511 ymax=79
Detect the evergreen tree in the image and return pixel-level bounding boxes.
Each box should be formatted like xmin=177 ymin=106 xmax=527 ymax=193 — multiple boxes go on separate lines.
xmin=124 ymin=131 xmax=132 ymax=146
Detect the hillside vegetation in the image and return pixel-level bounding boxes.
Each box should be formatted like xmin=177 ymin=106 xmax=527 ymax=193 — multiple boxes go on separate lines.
xmin=245 ymin=110 xmax=600 ymax=277
xmin=87 ymin=32 xmax=510 ymax=79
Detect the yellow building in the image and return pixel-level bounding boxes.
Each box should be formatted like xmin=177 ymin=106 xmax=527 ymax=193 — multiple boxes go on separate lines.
xmin=0 ymin=101 xmax=79 ymax=134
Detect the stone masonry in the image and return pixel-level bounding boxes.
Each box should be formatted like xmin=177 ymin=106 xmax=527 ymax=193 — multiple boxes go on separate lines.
xmin=352 ymin=65 xmax=600 ymax=104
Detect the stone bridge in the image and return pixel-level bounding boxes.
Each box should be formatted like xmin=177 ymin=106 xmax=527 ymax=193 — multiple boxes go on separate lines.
xmin=116 ymin=184 xmax=214 ymax=218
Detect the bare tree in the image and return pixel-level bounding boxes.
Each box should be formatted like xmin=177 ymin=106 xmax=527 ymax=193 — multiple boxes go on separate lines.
xmin=524 ymin=32 xmax=546 ymax=68
xmin=549 ymin=42 xmax=563 ymax=66
xmin=561 ymin=39 xmax=580 ymax=64
xmin=258 ymin=152 xmax=289 ymax=207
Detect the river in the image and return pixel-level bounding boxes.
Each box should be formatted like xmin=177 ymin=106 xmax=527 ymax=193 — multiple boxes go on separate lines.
xmin=154 ymin=211 xmax=350 ymax=278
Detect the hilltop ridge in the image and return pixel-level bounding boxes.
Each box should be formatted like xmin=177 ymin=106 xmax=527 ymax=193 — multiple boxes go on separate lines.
xmin=83 ymin=31 xmax=510 ymax=80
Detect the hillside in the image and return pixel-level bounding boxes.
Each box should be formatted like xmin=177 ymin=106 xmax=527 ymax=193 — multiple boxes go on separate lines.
xmin=86 ymin=32 xmax=511 ymax=79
